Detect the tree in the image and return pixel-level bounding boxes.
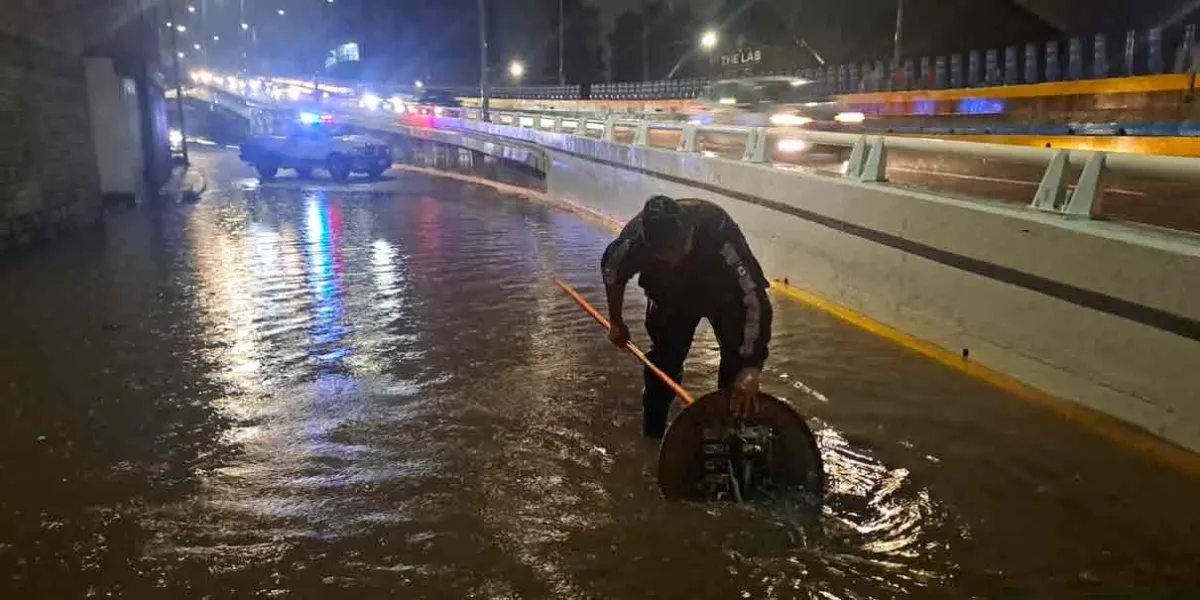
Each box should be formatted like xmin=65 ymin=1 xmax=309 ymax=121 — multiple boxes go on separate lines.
xmin=608 ymin=10 xmax=643 ymax=81
xmin=561 ymin=0 xmax=604 ymax=84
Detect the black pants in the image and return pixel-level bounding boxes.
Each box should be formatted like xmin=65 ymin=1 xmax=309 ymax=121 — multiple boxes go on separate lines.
xmin=641 ymin=298 xmax=768 ymax=438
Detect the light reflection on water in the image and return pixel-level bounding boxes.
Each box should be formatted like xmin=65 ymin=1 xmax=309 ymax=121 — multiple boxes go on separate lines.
xmin=1 ymin=149 xmax=1199 ymax=598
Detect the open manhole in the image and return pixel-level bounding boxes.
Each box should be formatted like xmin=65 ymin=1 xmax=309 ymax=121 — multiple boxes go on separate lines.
xmin=658 ymin=391 xmax=824 ymax=508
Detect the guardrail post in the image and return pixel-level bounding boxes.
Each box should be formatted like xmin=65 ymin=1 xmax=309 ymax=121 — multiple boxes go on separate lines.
xmin=634 ymin=120 xmax=650 ymax=146
xmin=575 ymin=118 xmax=591 ymax=137
xmin=1148 ymin=28 xmax=1164 ymax=74
xmin=1004 ymin=46 xmax=1020 ymax=84
xmin=950 ymin=54 xmax=964 ymax=88
xmin=742 ymin=128 xmax=767 ymax=163
xmin=1068 ymin=37 xmax=1084 ymax=80
xmin=1093 ymin=34 xmax=1109 ymax=78
xmin=602 ymin=116 xmax=618 ymax=142
xmin=1175 ymin=24 xmax=1196 ymax=73
xmin=1123 ymin=30 xmax=1137 ymax=75
xmin=678 ymin=123 xmax=699 ymax=152
xmin=968 ymin=51 xmax=982 ymax=86
xmin=844 ymin=136 xmax=868 ymax=179
xmin=859 ymin=137 xmax=887 ymax=182
xmin=919 ymin=57 xmax=932 ymax=88
xmin=1046 ymin=40 xmax=1061 ymax=81
xmin=553 ymin=116 xmax=565 ymax=133
xmin=935 ymin=56 xmax=947 ymax=88
xmin=1032 ymin=150 xmax=1070 ymax=211
xmin=1024 ymin=43 xmax=1039 ymax=84
xmin=985 ymin=49 xmax=1001 ymax=85
xmin=1064 ymin=152 xmax=1105 ymax=219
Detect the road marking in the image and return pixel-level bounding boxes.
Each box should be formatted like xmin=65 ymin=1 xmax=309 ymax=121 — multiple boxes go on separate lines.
xmin=889 ymin=166 xmax=1147 ymax=197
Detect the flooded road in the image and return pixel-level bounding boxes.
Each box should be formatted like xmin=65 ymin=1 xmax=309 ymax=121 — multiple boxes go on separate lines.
xmin=2 ymin=148 xmax=1199 ymax=599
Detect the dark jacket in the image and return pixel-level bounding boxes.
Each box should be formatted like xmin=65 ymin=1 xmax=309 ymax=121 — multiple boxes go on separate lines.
xmin=600 ymin=198 xmax=771 ymax=365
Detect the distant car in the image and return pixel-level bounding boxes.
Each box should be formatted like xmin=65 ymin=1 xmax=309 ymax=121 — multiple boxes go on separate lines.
xmin=688 ymin=76 xmax=865 ymax=131
xmin=239 ymin=109 xmax=392 ymax=182
xmin=412 ymin=90 xmax=463 ymax=116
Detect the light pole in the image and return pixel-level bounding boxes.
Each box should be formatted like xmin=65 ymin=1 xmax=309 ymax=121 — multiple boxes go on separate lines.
xmin=892 ymin=0 xmax=904 ymax=67
xmin=478 ymin=0 xmax=490 ymax=121
xmin=166 ymin=0 xmax=190 ymax=165
xmin=558 ymin=0 xmax=565 ymax=85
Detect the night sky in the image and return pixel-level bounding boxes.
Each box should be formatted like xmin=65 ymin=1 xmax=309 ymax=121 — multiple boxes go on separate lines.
xmin=171 ymin=0 xmax=1200 ymax=84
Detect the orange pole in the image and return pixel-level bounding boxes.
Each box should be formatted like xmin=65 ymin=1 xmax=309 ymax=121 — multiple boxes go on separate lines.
xmin=554 ymin=279 xmax=696 ymax=405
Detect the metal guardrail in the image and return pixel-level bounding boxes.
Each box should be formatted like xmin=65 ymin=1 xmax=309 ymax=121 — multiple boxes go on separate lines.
xmin=445 ymin=107 xmax=1200 ymax=222
xmin=197 ymin=84 xmax=1200 ymax=227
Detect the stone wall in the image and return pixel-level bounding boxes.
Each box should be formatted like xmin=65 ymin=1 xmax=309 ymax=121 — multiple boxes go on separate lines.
xmin=0 ymin=34 xmax=102 ymax=245
xmin=0 ymin=0 xmax=165 ymax=249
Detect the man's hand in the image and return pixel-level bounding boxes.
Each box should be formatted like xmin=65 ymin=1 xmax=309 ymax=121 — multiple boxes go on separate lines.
xmin=607 ymin=321 xmax=631 ymax=348
xmin=729 ymin=367 xmax=762 ymax=419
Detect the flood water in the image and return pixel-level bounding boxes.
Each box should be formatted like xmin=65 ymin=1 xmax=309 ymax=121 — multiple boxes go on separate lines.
xmin=2 ymin=148 xmax=1199 ymax=599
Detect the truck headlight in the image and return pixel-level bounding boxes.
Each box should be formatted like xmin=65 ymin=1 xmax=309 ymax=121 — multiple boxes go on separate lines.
xmin=769 ymin=113 xmax=813 ymax=127
xmin=834 ymin=111 xmax=866 ymax=124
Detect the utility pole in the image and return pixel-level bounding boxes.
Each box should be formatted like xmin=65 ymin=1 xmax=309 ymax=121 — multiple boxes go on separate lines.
xmin=892 ymin=0 xmax=904 ymax=67
xmin=641 ymin=0 xmax=650 ymax=80
xmin=478 ymin=0 xmax=490 ymax=121
xmin=558 ymin=0 xmax=565 ymax=85
xmin=166 ymin=0 xmax=189 ymax=165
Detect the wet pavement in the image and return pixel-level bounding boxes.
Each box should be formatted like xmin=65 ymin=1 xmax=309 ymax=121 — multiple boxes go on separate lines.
xmin=2 ymin=147 xmax=1199 ymax=599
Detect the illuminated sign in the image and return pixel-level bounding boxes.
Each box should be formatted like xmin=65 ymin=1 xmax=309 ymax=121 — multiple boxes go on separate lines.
xmin=325 ymin=42 xmax=361 ymax=69
xmin=719 ymin=49 xmax=762 ymax=67
xmin=957 ymin=97 xmax=1006 ymax=115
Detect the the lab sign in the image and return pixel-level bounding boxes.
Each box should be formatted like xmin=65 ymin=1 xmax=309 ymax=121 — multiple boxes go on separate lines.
xmin=720 ymin=49 xmax=762 ymax=67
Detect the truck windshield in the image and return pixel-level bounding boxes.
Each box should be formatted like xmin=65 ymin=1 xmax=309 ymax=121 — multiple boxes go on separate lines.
xmin=703 ymin=80 xmax=827 ymax=106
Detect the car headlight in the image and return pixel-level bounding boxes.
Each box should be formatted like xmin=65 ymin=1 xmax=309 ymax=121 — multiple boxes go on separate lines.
xmin=769 ymin=113 xmax=813 ymax=127
xmin=834 ymin=111 xmax=866 ymax=124
xmin=776 ymin=139 xmax=810 ymax=153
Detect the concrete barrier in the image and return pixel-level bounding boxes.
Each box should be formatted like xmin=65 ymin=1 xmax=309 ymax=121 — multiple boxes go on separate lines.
xmin=429 ymin=116 xmax=1200 ymax=454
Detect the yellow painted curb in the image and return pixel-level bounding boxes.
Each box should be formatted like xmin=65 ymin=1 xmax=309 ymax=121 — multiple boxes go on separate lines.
xmin=840 ymin=73 xmax=1195 ymax=103
xmin=770 ymin=279 xmax=1200 ymax=478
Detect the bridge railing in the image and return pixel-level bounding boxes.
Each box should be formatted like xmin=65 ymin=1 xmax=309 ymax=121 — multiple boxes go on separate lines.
xmin=432 ymin=106 xmax=1200 ymax=232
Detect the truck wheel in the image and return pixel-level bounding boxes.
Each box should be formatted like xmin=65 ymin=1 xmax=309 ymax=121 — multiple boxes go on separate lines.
xmin=367 ymin=165 xmax=387 ymax=179
xmin=328 ymin=156 xmax=351 ymax=182
xmin=295 ymin=167 xmax=313 ymax=179
xmin=256 ymin=162 xmax=278 ymax=181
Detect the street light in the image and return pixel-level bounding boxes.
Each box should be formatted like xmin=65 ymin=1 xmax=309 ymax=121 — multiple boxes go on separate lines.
xmin=509 ymin=60 xmax=525 ymax=80
xmin=414 ymin=80 xmax=424 ymax=89
xmin=187 ymin=5 xmax=196 ymax=13
xmin=176 ymin=24 xmax=187 ymax=32
xmin=213 ymin=35 xmax=220 ymax=42
xmin=700 ymin=30 xmax=718 ymax=50
xmin=278 ymin=9 xmax=285 ymax=16
xmin=193 ymin=43 xmax=201 ymax=51
xmin=241 ymin=22 xmax=250 ymax=30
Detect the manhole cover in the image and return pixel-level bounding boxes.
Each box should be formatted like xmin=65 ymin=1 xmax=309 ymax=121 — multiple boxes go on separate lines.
xmin=658 ymin=391 xmax=824 ymax=508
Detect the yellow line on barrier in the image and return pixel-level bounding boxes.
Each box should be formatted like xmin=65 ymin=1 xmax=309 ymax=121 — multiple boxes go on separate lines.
xmin=897 ymin=133 xmax=1200 ymax=158
xmin=770 ymin=279 xmax=1200 ymax=478
xmin=389 ymin=163 xmax=1200 ymax=477
xmin=840 ymin=73 xmax=1195 ymax=103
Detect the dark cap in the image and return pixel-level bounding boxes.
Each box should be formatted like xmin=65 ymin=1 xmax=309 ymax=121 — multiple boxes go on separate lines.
xmin=640 ymin=195 xmax=687 ymax=254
